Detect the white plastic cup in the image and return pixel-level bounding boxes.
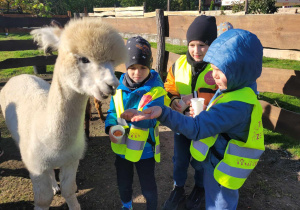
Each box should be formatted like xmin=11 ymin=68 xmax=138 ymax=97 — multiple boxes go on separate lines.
xmin=191 ymin=98 xmax=205 ymax=117
xmin=110 ymin=125 xmax=125 ymax=144
xmin=178 ymin=99 xmax=189 ymax=113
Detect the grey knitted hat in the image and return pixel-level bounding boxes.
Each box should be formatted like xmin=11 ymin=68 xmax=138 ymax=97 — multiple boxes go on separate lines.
xmin=125 ymin=36 xmax=152 ymax=69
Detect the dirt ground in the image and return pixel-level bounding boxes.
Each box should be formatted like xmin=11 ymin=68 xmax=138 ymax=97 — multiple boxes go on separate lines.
xmin=0 ymin=75 xmax=299 ymax=210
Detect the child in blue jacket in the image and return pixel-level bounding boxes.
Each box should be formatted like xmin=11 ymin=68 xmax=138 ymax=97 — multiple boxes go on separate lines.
xmin=105 ymin=36 xmax=165 ymax=210
xmin=121 ymin=29 xmax=265 ymax=210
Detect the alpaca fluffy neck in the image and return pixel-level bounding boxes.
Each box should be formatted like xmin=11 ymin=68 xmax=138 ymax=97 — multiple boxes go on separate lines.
xmin=44 ymin=71 xmax=88 ymax=149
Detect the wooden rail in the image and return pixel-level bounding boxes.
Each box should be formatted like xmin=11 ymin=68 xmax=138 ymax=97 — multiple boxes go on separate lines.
xmin=93 ymin=6 xmax=145 ymax=17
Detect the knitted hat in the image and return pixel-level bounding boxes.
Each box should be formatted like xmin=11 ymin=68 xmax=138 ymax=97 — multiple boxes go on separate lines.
xmin=186 ymin=15 xmax=217 ymax=45
xmin=217 ymin=22 xmax=234 ymax=37
xmin=125 ymin=36 xmax=152 ymax=70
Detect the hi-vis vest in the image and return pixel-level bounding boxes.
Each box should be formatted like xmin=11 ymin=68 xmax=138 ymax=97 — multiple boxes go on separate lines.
xmin=190 ymin=87 xmax=265 ymax=190
xmin=174 ymin=55 xmax=216 ymax=95
xmin=112 ymin=86 xmax=166 ymax=163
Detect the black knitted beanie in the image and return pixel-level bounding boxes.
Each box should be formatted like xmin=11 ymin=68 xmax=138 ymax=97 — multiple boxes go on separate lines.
xmin=125 ymin=36 xmax=152 ymax=70
xmin=186 ymin=15 xmax=217 ymax=45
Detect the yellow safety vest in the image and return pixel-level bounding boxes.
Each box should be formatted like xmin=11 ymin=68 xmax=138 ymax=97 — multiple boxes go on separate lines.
xmin=112 ymin=86 xmax=166 ymax=163
xmin=190 ymin=87 xmax=265 ymax=190
xmin=174 ymin=55 xmax=216 ymax=95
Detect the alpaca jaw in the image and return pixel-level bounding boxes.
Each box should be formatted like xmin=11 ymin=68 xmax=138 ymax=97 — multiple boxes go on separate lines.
xmin=92 ymin=62 xmax=119 ymax=100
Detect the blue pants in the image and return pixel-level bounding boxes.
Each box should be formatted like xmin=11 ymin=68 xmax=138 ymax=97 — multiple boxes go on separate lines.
xmin=115 ymin=155 xmax=158 ymax=210
xmin=191 ymin=151 xmax=239 ymax=210
xmin=173 ymin=133 xmax=203 ymax=187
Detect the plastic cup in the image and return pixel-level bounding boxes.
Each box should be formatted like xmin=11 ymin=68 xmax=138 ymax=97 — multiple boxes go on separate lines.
xmin=110 ymin=125 xmax=125 ymax=144
xmin=191 ymin=98 xmax=205 ymax=117
xmin=178 ymin=99 xmax=189 ymax=113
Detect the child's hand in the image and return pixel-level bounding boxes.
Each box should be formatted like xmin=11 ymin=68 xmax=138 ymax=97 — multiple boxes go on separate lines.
xmin=170 ymin=99 xmax=182 ymax=112
xmin=189 ymin=104 xmax=207 ymax=117
xmin=181 ymin=94 xmax=193 ymax=104
xmin=131 ymin=106 xmax=162 ymax=122
xmin=189 ymin=106 xmax=195 ymax=117
xmin=109 ymin=127 xmax=119 ymax=143
xmin=121 ymin=109 xmax=139 ymax=121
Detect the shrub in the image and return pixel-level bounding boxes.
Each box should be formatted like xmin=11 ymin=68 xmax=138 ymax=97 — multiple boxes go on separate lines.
xmin=232 ymin=1 xmax=244 ymax=13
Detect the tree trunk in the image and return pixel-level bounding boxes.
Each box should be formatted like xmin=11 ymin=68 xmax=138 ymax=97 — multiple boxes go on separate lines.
xmin=199 ymin=0 xmax=202 ymax=13
xmin=245 ymin=0 xmax=248 ymax=14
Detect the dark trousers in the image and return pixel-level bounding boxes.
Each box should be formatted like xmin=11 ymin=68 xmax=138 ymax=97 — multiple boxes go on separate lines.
xmin=173 ymin=133 xmax=204 ymax=187
xmin=115 ymin=155 xmax=158 ymax=210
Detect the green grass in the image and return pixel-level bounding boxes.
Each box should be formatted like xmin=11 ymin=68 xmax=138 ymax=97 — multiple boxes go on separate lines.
xmin=259 ymin=92 xmax=300 ymax=114
xmin=264 ymin=128 xmax=300 ymax=157
xmin=0 ymin=50 xmax=44 ymax=62
xmin=263 ymin=57 xmax=300 ymax=70
xmin=0 ymin=33 xmax=33 ymax=40
xmin=0 ymin=66 xmax=54 ymax=78
xmin=150 ymin=42 xmax=188 ymax=55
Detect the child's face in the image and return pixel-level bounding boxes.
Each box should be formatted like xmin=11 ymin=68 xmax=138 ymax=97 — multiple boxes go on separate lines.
xmin=211 ymin=64 xmax=227 ymax=90
xmin=127 ymin=64 xmax=150 ymax=83
xmin=188 ymin=40 xmax=209 ymax=62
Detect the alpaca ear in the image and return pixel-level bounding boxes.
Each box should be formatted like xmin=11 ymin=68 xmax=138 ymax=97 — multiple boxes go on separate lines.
xmin=31 ymin=24 xmax=63 ymax=55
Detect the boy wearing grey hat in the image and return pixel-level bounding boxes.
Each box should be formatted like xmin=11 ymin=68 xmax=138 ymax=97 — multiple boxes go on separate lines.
xmin=163 ymin=15 xmax=217 ymax=210
xmin=105 ymin=36 xmax=166 ymax=210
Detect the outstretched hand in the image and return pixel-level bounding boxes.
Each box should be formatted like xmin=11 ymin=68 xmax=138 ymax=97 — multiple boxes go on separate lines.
xmin=121 ymin=106 xmax=163 ymax=122
xmin=120 ymin=109 xmax=139 ymax=121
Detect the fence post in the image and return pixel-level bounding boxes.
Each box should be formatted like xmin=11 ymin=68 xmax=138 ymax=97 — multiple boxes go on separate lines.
xmin=143 ymin=2 xmax=146 ymax=13
xmin=198 ymin=0 xmax=202 ymax=13
xmin=155 ymin=9 xmax=166 ymax=81
xmin=33 ymin=65 xmax=46 ymax=74
xmin=84 ymin=7 xmax=88 ymax=17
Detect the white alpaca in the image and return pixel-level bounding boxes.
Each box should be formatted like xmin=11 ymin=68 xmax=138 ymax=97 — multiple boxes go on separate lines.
xmin=0 ymin=18 xmax=127 ymax=210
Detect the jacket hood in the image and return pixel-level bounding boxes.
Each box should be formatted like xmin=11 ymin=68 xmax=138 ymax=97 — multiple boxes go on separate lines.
xmin=203 ymin=29 xmax=263 ymax=92
xmin=118 ymin=70 xmax=163 ymax=92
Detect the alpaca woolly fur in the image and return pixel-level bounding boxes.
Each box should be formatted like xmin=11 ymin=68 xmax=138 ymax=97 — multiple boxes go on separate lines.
xmin=0 ymin=17 xmax=127 ymax=210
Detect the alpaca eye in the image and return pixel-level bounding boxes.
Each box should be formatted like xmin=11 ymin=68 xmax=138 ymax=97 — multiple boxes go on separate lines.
xmin=79 ymin=57 xmax=90 ymax=63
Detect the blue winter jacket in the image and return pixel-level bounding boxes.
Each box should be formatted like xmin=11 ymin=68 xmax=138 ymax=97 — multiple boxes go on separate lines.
xmin=105 ymin=70 xmax=165 ymax=159
xmin=157 ymin=29 xmax=263 ymax=164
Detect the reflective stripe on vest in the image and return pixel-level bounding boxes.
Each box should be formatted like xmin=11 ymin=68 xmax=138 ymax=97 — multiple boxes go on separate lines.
xmin=153 ymin=121 xmax=161 ymax=162
xmin=174 ymin=55 xmax=216 ymax=95
xmin=190 ymin=87 xmax=265 ymax=189
xmin=112 ymin=86 xmax=166 ymax=162
xmin=111 ymin=89 xmax=129 ymax=155
xmin=190 ymin=136 xmax=217 ymax=161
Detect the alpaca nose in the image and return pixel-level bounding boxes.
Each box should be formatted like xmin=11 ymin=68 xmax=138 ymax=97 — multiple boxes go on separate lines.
xmin=110 ymin=85 xmax=116 ymax=96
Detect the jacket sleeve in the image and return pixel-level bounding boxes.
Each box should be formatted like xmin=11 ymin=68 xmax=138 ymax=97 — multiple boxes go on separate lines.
xmin=131 ymin=95 xmax=165 ymax=129
xmin=164 ymin=65 xmax=180 ymax=101
xmin=157 ymin=101 xmax=252 ymax=141
xmin=104 ymin=96 xmax=118 ymax=134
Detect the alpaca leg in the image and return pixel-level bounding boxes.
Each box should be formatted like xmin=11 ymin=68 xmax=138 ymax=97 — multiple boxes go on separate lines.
xmin=59 ymin=160 xmax=81 ymax=210
xmin=30 ymin=171 xmax=54 ymax=210
xmin=94 ymin=98 xmax=106 ymax=122
xmin=50 ymin=169 xmax=60 ymax=195
xmin=84 ymin=98 xmax=91 ymax=139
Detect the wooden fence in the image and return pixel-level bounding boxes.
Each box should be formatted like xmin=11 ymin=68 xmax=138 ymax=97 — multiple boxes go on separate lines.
xmin=0 ymin=15 xmax=299 ymax=141
xmin=93 ymin=6 xmax=145 ymax=17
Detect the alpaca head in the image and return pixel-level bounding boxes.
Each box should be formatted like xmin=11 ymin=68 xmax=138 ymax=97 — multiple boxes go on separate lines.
xmin=31 ymin=18 xmax=127 ymax=100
